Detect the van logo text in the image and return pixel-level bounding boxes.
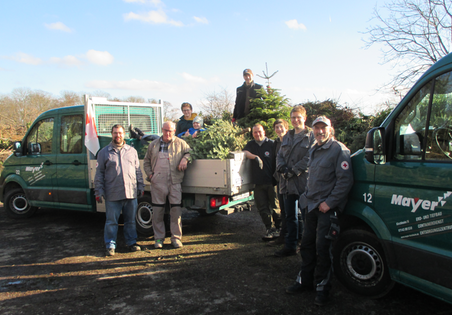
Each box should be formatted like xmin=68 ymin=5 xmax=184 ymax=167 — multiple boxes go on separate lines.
xmin=391 ymin=192 xmax=452 ymax=212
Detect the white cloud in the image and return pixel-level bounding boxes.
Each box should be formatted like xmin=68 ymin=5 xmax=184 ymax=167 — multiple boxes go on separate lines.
xmin=123 ymin=9 xmax=183 ymax=26
xmin=193 ymin=16 xmax=209 ymax=24
xmin=7 ymin=52 xmax=43 ymax=65
xmin=181 ymin=72 xmax=207 ymax=83
xmin=44 ymin=22 xmax=73 ymax=33
xmin=49 ymin=55 xmax=82 ymax=66
xmin=85 ymin=79 xmax=175 ymax=92
xmin=285 ymin=19 xmax=307 ymax=31
xmin=85 ymin=50 xmax=114 ymax=66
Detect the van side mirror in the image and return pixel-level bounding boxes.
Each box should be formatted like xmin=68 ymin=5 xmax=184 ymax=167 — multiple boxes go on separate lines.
xmin=365 ymin=127 xmax=386 ymax=164
xmin=13 ymin=142 xmax=22 ymax=156
xmin=28 ymin=143 xmax=42 ymax=155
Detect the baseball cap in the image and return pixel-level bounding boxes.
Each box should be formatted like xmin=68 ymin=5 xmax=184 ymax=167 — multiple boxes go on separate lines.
xmin=312 ymin=116 xmax=331 ymax=127
xmin=243 ymin=69 xmax=253 ymax=76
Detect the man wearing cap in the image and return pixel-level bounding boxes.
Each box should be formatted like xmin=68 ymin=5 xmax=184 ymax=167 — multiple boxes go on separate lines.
xmin=285 ymin=116 xmax=353 ymax=306
xmin=232 ymin=69 xmax=264 ymax=122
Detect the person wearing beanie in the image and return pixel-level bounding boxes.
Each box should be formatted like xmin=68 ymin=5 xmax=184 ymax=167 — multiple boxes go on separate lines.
xmin=177 ymin=115 xmax=206 ymax=138
xmin=232 ymin=68 xmax=264 ymax=122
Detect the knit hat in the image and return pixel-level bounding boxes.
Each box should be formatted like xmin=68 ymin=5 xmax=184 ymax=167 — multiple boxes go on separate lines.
xmin=193 ymin=116 xmax=203 ymax=127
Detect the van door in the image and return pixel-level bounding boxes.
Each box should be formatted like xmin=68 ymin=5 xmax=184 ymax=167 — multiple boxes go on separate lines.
xmin=56 ymin=114 xmax=91 ymax=211
xmin=374 ymin=71 xmax=452 ymax=292
xmin=23 ymin=117 xmax=57 ymax=207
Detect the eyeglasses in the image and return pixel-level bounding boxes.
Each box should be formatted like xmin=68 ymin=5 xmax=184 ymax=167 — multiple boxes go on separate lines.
xmin=162 ymin=129 xmax=174 ymax=132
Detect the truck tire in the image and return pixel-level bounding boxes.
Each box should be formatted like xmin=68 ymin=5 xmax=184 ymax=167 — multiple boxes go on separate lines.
xmin=4 ymin=188 xmax=37 ymax=219
xmin=333 ymin=229 xmax=395 ymax=298
xmin=136 ymin=194 xmax=154 ymax=236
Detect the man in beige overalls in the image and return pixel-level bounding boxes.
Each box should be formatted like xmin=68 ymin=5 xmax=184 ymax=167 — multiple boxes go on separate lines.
xmin=143 ymin=121 xmax=191 ymax=249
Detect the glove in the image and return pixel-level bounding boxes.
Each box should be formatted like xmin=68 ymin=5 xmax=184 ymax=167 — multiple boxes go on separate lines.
xmin=254 ymin=156 xmax=263 ymax=169
xmin=138 ymin=190 xmax=144 ymax=198
xmin=278 ymin=166 xmax=289 ymax=174
xmin=95 ymin=195 xmax=103 ymax=204
xmin=282 ymin=168 xmax=296 ymax=179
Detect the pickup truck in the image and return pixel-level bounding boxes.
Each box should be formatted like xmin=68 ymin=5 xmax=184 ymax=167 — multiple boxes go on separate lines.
xmin=333 ymin=53 xmax=452 ymax=304
xmin=0 ymin=95 xmax=254 ymax=235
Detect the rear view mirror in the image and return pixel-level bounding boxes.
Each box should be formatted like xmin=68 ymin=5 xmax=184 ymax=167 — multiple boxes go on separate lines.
xmin=13 ymin=141 xmax=22 ymax=156
xmin=365 ymin=127 xmax=386 ymax=164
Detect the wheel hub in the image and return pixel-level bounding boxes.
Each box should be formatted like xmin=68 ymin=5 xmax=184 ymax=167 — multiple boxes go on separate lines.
xmin=136 ymin=204 xmax=153 ymax=228
xmin=346 ymin=244 xmax=382 ymax=281
xmin=12 ymin=195 xmax=29 ymax=212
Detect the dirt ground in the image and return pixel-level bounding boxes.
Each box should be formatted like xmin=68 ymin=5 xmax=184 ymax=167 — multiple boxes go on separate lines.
xmin=1 ymin=205 xmax=451 ymax=315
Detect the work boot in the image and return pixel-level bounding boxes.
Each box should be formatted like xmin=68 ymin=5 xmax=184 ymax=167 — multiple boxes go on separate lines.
xmin=134 ymin=126 xmax=145 ymax=137
xmin=129 ymin=124 xmax=139 ymax=139
xmin=105 ymin=248 xmax=115 ymax=256
xmin=285 ymin=282 xmax=313 ymax=294
xmin=128 ymin=244 xmax=141 ymax=252
xmin=314 ymin=291 xmax=329 ymax=306
xmin=262 ymin=228 xmax=276 ymax=241
xmin=274 ymin=247 xmax=296 ymax=257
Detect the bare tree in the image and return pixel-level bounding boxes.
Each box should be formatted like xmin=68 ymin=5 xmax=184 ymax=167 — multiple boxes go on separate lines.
xmin=199 ymin=87 xmax=234 ymax=119
xmin=365 ymin=0 xmax=452 ymax=89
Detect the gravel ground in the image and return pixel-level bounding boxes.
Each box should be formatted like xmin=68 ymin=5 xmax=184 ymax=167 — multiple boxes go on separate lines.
xmin=0 ymin=205 xmax=451 ymax=315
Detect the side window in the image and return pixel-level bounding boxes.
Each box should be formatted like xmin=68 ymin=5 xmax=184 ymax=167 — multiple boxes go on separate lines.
xmin=425 ymin=72 xmax=452 ymax=161
xmin=60 ymin=115 xmax=83 ymax=154
xmin=394 ymin=81 xmax=432 ymax=160
xmin=26 ymin=118 xmax=54 ymax=154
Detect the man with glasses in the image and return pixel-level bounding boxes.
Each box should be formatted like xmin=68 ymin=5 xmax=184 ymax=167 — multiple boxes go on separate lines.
xmin=274 ymin=105 xmax=314 ymax=257
xmin=143 ymin=121 xmax=191 ymax=249
xmin=176 ymin=102 xmax=197 ymax=136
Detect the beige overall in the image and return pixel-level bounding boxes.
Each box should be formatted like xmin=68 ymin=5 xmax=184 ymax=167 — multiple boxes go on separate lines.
xmin=150 ymin=151 xmax=183 ymax=241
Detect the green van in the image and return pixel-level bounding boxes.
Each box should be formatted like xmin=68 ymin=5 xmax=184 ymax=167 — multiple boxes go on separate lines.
xmin=334 ymin=53 xmax=452 ymax=304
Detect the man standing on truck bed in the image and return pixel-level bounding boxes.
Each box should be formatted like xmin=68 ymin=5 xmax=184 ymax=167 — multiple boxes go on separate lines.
xmin=95 ymin=124 xmax=145 ymax=257
xmin=285 ymin=116 xmax=353 ymax=306
xmin=243 ymin=123 xmax=281 ymax=240
xmin=232 ymin=69 xmax=263 ymax=123
xmin=144 ymin=121 xmax=191 ymax=249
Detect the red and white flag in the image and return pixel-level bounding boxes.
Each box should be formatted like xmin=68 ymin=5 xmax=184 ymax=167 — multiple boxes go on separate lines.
xmin=85 ymin=102 xmax=100 ymax=155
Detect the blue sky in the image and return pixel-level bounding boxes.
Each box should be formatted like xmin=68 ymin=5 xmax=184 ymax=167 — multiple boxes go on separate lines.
xmin=0 ymin=0 xmax=394 ymax=114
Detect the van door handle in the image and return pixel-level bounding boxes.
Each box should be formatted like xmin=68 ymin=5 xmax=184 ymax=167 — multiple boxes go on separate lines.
xmin=72 ymin=160 xmax=82 ymax=166
xmin=44 ymin=160 xmax=53 ymax=166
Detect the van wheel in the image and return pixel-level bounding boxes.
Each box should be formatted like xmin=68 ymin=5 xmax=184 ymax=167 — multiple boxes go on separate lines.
xmin=4 ymin=188 xmax=37 ymax=219
xmin=333 ymin=229 xmax=394 ymax=298
xmin=136 ymin=194 xmax=154 ymax=236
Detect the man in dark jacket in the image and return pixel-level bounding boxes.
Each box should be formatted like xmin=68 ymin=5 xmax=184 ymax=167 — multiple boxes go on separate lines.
xmin=243 ymin=124 xmax=281 ymax=240
xmin=274 ymin=105 xmax=314 ymax=257
xmin=232 ymin=69 xmax=263 ymax=122
xmin=285 ymin=116 xmax=353 ymax=306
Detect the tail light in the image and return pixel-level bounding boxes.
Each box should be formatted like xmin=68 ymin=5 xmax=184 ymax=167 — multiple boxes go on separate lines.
xmin=210 ymin=196 xmax=229 ymax=208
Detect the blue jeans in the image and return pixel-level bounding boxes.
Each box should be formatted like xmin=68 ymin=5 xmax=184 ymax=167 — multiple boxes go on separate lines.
xmin=284 ymin=194 xmax=299 ymax=250
xmin=104 ymin=199 xmax=138 ymax=249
